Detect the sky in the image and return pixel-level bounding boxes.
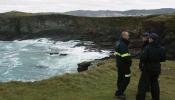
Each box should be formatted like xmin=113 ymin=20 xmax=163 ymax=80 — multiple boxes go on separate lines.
xmin=0 ymin=0 xmax=175 ymax=13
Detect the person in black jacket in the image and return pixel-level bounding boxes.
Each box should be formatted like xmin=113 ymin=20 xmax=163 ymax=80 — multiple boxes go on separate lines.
xmin=114 ymin=31 xmax=132 ymax=99
xmin=139 ymin=32 xmax=150 ymax=71
xmin=139 ymin=32 xmax=151 ymax=93
xmin=136 ymin=33 xmax=166 ymax=100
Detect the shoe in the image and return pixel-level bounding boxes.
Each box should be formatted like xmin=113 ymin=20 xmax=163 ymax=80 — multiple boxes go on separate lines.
xmin=114 ymin=94 xmax=126 ymax=100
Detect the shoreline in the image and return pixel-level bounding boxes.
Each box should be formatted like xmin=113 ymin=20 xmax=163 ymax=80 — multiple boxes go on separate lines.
xmin=0 ymin=38 xmax=112 ymax=83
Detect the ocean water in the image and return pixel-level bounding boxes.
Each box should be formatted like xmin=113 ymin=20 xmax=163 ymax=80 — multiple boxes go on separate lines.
xmin=0 ymin=38 xmax=110 ymax=82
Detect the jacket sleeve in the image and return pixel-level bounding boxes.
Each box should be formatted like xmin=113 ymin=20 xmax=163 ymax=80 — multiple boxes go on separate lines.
xmin=114 ymin=42 xmax=132 ymax=66
xmin=160 ymin=46 xmax=166 ymax=62
xmin=140 ymin=46 xmax=149 ymax=63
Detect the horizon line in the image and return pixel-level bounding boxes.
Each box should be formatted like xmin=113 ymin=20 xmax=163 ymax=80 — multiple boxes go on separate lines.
xmin=0 ymin=7 xmax=175 ymax=13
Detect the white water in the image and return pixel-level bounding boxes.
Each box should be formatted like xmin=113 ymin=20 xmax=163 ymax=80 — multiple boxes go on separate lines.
xmin=0 ymin=38 xmax=110 ymax=82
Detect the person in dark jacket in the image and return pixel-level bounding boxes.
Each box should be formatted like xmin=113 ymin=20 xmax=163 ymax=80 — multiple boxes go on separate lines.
xmin=139 ymin=32 xmax=150 ymax=71
xmin=114 ymin=31 xmax=132 ymax=99
xmin=136 ymin=33 xmax=166 ymax=100
xmin=139 ymin=32 xmax=151 ymax=93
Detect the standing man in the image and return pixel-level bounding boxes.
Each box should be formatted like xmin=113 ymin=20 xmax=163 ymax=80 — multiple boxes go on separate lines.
xmin=114 ymin=31 xmax=132 ymax=99
xmin=139 ymin=32 xmax=151 ymax=92
xmin=136 ymin=33 xmax=166 ymax=100
xmin=139 ymin=32 xmax=150 ymax=71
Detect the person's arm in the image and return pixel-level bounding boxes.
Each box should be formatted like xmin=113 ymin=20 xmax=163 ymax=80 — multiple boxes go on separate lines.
xmin=159 ymin=46 xmax=166 ymax=62
xmin=114 ymin=43 xmax=132 ymax=66
xmin=140 ymin=46 xmax=149 ymax=63
xmin=139 ymin=50 xmax=145 ymax=71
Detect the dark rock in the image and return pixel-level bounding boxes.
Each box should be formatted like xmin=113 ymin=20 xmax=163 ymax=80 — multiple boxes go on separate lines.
xmin=35 ymin=65 xmax=49 ymax=68
xmin=77 ymin=61 xmax=91 ymax=72
xmin=74 ymin=42 xmax=84 ymax=47
xmin=59 ymin=54 xmax=68 ymax=56
xmin=49 ymin=52 xmax=59 ymax=55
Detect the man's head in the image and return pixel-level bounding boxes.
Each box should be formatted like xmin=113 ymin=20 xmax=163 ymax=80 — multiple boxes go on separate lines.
xmin=142 ymin=32 xmax=149 ymax=42
xmin=121 ymin=31 xmax=130 ymax=40
xmin=148 ymin=33 xmax=159 ymax=43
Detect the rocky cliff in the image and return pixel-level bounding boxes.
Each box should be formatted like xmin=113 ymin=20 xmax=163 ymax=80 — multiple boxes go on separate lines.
xmin=0 ymin=12 xmax=175 ymax=58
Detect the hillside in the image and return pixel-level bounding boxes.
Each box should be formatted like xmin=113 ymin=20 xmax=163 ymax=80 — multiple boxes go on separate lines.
xmin=64 ymin=8 xmax=175 ymax=17
xmin=0 ymin=11 xmax=33 ymax=17
xmin=0 ymin=59 xmax=174 ymax=100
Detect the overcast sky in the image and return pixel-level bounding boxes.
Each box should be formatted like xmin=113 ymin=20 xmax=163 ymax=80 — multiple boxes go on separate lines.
xmin=0 ymin=0 xmax=175 ymax=13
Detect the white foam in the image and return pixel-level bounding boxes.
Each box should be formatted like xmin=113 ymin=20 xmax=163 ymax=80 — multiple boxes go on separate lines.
xmin=0 ymin=38 xmax=110 ymax=82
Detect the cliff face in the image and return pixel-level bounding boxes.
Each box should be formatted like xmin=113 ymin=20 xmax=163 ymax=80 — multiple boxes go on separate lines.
xmin=0 ymin=13 xmax=175 ymax=58
xmin=0 ymin=14 xmax=142 ymax=40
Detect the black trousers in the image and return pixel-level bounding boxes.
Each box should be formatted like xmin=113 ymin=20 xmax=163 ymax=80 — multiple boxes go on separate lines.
xmin=136 ymin=70 xmax=160 ymax=100
xmin=115 ymin=66 xmax=131 ymax=96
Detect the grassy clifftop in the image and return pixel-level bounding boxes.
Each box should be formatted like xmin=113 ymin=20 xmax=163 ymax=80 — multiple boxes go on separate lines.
xmin=0 ymin=59 xmax=175 ymax=100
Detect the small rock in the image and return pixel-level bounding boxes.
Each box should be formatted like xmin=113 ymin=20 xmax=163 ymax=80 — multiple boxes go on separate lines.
xmin=59 ymin=54 xmax=68 ymax=56
xmin=77 ymin=61 xmax=91 ymax=72
xmin=49 ymin=52 xmax=59 ymax=55
xmin=35 ymin=65 xmax=48 ymax=68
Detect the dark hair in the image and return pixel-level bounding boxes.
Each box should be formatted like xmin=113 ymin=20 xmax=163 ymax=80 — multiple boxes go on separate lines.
xmin=142 ymin=32 xmax=150 ymax=37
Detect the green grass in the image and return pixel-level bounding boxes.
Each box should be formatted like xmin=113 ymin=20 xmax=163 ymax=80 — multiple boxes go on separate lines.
xmin=0 ymin=59 xmax=175 ymax=100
